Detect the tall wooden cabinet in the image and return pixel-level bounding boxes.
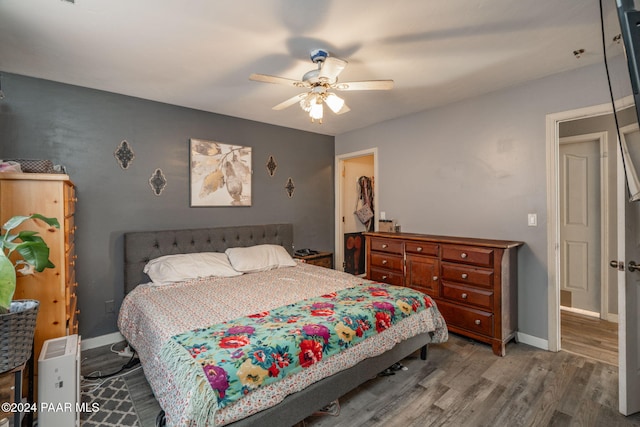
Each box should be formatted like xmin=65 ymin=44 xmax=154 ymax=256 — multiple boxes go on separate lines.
xmin=365 ymin=232 xmax=522 ymax=356
xmin=0 ymin=173 xmax=78 ymax=365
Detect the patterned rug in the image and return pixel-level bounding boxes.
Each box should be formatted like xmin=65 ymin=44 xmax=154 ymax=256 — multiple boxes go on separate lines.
xmin=81 ymin=377 xmax=141 ymax=427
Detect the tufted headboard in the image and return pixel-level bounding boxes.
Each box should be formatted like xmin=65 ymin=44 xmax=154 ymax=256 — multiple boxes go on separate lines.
xmin=124 ymin=223 xmax=293 ymax=294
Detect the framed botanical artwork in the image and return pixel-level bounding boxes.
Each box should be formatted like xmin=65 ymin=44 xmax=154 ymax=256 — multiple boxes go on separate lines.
xmin=190 ymin=139 xmax=252 ymax=206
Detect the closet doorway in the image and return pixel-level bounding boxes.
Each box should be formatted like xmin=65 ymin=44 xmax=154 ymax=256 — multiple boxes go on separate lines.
xmin=335 ymin=148 xmax=378 ymax=274
xmin=549 ymin=107 xmax=619 ymax=366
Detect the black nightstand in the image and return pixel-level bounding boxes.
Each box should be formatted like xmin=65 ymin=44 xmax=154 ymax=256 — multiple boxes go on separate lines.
xmin=293 ymin=251 xmax=333 ymax=269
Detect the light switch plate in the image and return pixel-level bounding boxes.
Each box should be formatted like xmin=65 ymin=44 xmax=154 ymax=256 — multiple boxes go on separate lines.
xmin=528 ymin=213 xmax=537 ymax=227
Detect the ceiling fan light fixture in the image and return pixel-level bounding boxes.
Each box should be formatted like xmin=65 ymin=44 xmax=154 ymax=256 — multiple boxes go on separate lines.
xmin=299 ymin=93 xmax=314 ymax=112
xmin=325 ymin=93 xmax=345 ymax=114
xmin=309 ymin=101 xmax=323 ymax=122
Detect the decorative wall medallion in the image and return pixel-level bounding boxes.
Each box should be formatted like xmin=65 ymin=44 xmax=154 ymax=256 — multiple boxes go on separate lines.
xmin=266 ymin=155 xmax=277 ymax=177
xmin=114 ymin=140 xmax=135 ymax=169
xmin=285 ymin=177 xmax=295 ymax=198
xmin=149 ymin=168 xmax=167 ymax=196
xmin=190 ymin=139 xmax=252 ymax=206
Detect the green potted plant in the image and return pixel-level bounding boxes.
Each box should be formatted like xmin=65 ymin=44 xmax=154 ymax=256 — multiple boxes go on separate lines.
xmin=0 ymin=213 xmax=59 ymax=373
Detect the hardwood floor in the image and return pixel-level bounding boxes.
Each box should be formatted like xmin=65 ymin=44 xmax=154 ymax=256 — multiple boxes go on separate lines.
xmin=81 ymin=332 xmax=640 ymax=427
xmin=560 ymin=309 xmax=618 ymax=366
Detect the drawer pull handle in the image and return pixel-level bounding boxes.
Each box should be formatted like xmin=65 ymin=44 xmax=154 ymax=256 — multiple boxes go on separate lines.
xmin=382 ymin=244 xmax=388 ymax=249
xmin=461 ymin=252 xmax=468 ymax=259
xmin=461 ymin=273 xmax=468 ymax=279
xmin=432 ymin=276 xmax=438 ymax=281
xmin=461 ymin=293 xmax=468 ymax=299
xmin=474 ymin=319 xmax=481 ymax=325
xmin=382 ymin=259 xmax=388 ymax=265
xmin=382 ymin=275 xmax=388 ymax=280
xmin=417 ymin=247 xmax=423 ymax=252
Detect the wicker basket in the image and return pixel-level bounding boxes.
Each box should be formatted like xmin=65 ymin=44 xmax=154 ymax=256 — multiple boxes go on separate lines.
xmin=0 ymin=300 xmax=39 ymax=373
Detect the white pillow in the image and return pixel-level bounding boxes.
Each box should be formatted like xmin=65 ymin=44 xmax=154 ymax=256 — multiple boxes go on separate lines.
xmin=143 ymin=252 xmax=243 ymax=285
xmin=225 ymin=244 xmax=297 ymax=273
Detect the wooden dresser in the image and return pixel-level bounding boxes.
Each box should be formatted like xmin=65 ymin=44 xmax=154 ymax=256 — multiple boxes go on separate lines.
xmin=0 ymin=173 xmax=78 ymax=364
xmin=365 ymin=232 xmax=522 ymax=356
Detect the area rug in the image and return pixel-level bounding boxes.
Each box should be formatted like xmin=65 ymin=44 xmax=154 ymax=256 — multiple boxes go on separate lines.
xmin=81 ymin=377 xmax=141 ymax=427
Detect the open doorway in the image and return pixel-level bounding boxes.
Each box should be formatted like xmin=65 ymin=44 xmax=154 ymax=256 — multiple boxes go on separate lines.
xmin=548 ymin=104 xmax=618 ymax=366
xmin=334 ymin=148 xmax=378 ymax=274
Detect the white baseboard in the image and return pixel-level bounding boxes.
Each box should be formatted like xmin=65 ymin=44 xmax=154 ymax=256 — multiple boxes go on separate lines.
xmin=560 ymin=305 xmax=600 ymax=318
xmin=516 ymin=331 xmax=549 ymax=351
xmin=80 ymin=331 xmax=125 ymax=351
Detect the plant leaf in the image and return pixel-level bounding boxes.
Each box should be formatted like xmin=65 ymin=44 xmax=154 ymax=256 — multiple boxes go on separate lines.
xmin=15 ymin=242 xmax=55 ymax=272
xmin=2 ymin=214 xmax=59 ymax=234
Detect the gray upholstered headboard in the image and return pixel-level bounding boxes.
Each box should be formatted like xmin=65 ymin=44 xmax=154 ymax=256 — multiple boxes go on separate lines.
xmin=124 ymin=223 xmax=293 ymax=294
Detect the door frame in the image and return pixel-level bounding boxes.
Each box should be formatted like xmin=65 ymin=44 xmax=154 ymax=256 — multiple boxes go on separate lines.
xmin=335 ymin=148 xmax=378 ymax=272
xmin=546 ymin=101 xmax=613 ymax=352
xmin=558 ymin=131 xmax=609 ymax=318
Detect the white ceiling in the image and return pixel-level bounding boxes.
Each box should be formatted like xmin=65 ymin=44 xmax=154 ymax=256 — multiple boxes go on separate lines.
xmin=0 ymin=0 xmax=604 ymax=136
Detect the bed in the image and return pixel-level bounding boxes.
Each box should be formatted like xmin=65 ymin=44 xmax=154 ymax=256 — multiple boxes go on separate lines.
xmin=118 ymin=224 xmax=448 ymax=427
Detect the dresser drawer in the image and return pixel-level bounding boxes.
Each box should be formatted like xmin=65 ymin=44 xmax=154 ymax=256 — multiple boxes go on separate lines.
xmin=370 ymin=252 xmax=403 ymax=271
xmin=441 ymin=263 xmax=494 ymax=288
xmin=441 ymin=281 xmax=493 ymax=310
xmin=405 ymin=241 xmax=439 ymax=256
xmin=370 ymin=238 xmax=403 ymax=255
xmin=369 ymin=267 xmax=404 ymax=286
xmin=437 ymin=300 xmax=493 ymax=337
xmin=64 ymin=183 xmax=76 ymax=216
xmin=442 ymin=245 xmax=494 ymax=267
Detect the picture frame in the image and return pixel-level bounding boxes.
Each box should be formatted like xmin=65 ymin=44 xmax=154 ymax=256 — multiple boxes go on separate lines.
xmin=190 ymin=139 xmax=252 ymax=206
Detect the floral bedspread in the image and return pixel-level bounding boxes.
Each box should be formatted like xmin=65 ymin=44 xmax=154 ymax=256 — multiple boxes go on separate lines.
xmin=163 ymin=284 xmax=435 ymax=410
xmin=119 ymin=263 xmax=448 ymax=426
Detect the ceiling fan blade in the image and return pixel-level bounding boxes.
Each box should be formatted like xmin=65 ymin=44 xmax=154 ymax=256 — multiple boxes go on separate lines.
xmin=250 ymin=73 xmax=308 ymax=88
xmin=319 ymin=57 xmax=348 ymax=82
xmin=335 ymin=103 xmax=351 ymax=115
xmin=272 ymin=93 xmax=308 ymax=110
xmin=334 ymin=80 xmax=394 ymax=91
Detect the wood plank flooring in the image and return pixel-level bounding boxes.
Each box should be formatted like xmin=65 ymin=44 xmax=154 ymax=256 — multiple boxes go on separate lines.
xmin=560 ymin=309 xmax=618 ymax=366
xmin=81 ymin=332 xmax=640 ymax=427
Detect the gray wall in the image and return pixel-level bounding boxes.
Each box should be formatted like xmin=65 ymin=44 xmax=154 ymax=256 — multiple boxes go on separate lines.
xmin=336 ymin=62 xmax=613 ymax=341
xmin=0 ymin=73 xmax=335 ymax=339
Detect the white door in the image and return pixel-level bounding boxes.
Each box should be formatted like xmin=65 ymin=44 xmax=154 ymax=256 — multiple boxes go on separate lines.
xmin=559 ymin=136 xmax=601 ymax=313
xmin=616 ymin=126 xmax=640 ymax=415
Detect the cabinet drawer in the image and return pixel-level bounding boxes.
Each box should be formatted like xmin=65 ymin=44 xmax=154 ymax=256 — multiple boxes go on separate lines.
xmin=441 ymin=282 xmax=493 ymax=310
xmin=369 ymin=267 xmax=404 ymax=286
xmin=406 ymin=255 xmax=439 ymax=296
xmin=370 ymin=252 xmax=403 ymax=271
xmin=65 ymin=214 xmax=76 ymax=249
xmin=405 ymin=241 xmax=439 ymax=256
xmin=64 ymin=183 xmax=76 ymax=216
xmin=66 ymin=286 xmax=77 ymax=313
xmin=441 ymin=263 xmax=494 ymax=288
xmin=437 ymin=300 xmax=493 ymax=337
xmin=309 ymin=255 xmax=332 ymax=269
xmin=442 ymin=245 xmax=494 ymax=267
xmin=370 ymin=238 xmax=403 ymax=255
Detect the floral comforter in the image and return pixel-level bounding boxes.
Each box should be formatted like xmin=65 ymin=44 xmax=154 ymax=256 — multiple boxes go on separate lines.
xmin=118 ymin=262 xmax=447 ymax=426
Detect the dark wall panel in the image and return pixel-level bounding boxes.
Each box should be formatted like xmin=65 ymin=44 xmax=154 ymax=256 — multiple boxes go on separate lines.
xmin=0 ymin=73 xmax=335 ymax=339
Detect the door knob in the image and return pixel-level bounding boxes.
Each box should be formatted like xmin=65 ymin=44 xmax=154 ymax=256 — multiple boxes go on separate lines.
xmin=629 ymin=261 xmax=640 ymax=272
xmin=610 ymin=260 xmax=624 ymax=270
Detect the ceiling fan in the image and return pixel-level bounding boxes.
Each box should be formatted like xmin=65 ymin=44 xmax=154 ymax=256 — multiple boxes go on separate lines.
xmin=249 ymin=49 xmax=394 ymax=124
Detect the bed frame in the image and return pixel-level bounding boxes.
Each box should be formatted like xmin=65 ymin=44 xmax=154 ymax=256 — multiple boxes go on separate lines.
xmin=123 ymin=224 xmax=431 ymax=427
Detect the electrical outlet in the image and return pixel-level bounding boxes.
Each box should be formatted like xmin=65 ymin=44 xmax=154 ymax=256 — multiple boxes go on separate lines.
xmin=105 ymin=299 xmax=115 ymax=314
